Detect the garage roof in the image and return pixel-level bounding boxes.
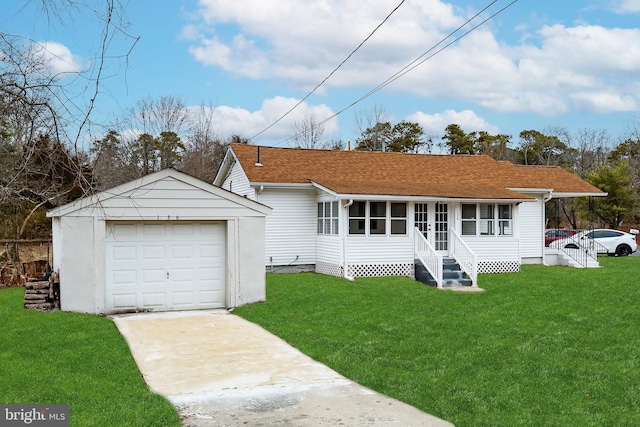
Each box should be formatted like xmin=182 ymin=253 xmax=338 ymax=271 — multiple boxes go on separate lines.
xmin=48 ymin=168 xmax=272 ymax=219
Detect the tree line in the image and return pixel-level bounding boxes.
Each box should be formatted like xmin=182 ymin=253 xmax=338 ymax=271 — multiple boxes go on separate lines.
xmin=2 ymin=92 xmax=639 ymax=239
xmin=350 ymin=120 xmax=639 ymax=230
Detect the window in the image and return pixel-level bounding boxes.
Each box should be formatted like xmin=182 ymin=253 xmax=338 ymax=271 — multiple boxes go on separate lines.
xmin=390 ymin=203 xmax=407 ymax=234
xmin=479 ymin=204 xmax=495 ymax=235
xmin=461 ymin=204 xmax=476 ymax=235
xmin=348 ymin=201 xmax=366 ymax=234
xmin=369 ymin=202 xmax=386 ymax=235
xmin=317 ymin=201 xmax=339 ymax=235
xmin=348 ymin=201 xmax=408 ymax=235
xmin=498 ymin=204 xmax=512 ymax=235
xmin=462 ymin=203 xmax=513 ymax=236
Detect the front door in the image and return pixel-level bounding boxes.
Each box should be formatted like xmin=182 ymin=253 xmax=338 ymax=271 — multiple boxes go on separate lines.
xmin=415 ymin=202 xmax=449 ymax=255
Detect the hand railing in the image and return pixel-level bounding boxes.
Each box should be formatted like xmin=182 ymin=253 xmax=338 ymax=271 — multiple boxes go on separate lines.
xmin=556 ymin=234 xmax=602 ymax=267
xmin=414 ymin=228 xmax=442 ymax=288
xmin=450 ymin=229 xmax=478 ymax=287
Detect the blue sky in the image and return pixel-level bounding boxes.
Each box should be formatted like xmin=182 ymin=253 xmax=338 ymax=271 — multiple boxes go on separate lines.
xmin=4 ymin=0 xmax=640 ymax=149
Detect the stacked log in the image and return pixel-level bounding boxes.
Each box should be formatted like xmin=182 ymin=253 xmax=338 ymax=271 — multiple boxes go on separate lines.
xmin=24 ymin=273 xmax=60 ymax=311
xmin=0 ymin=262 xmax=23 ymax=287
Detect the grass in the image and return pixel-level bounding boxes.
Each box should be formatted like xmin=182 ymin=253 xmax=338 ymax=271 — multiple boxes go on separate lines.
xmin=0 ymin=287 xmax=180 ymax=427
xmin=234 ymin=256 xmax=640 ymax=427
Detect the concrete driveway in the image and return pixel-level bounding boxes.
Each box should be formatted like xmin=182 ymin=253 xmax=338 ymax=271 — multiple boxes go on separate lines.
xmin=112 ymin=310 xmax=454 ymax=427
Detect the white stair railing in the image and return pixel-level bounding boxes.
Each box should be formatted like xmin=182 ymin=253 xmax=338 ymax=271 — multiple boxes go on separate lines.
xmin=414 ymin=228 xmax=443 ymax=288
xmin=557 ymin=235 xmax=604 ymax=268
xmin=449 ymin=229 xmax=478 ymax=287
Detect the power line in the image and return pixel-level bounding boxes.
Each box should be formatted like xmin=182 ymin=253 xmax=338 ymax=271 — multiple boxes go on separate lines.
xmin=276 ymin=0 xmax=519 ymax=147
xmin=248 ymin=0 xmax=406 ymax=141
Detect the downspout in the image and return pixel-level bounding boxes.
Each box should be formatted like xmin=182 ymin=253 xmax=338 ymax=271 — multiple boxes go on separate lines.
xmin=343 ymin=199 xmax=355 ymax=281
xmin=257 ymin=185 xmax=264 ymax=202
xmin=542 ymin=190 xmax=553 ymax=265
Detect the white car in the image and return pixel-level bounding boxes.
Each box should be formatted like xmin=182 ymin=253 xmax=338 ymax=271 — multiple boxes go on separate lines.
xmin=550 ymin=229 xmax=638 ymax=256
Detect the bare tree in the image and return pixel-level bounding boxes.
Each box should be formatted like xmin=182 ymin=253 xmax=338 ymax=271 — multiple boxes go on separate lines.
xmin=127 ymin=95 xmax=189 ymax=137
xmin=566 ymin=128 xmax=612 ymax=177
xmin=353 ymin=104 xmax=389 ymax=137
xmin=0 ymin=1 xmax=139 ymax=238
xmin=178 ymin=103 xmax=228 ymax=183
xmin=292 ymin=113 xmax=326 ymax=149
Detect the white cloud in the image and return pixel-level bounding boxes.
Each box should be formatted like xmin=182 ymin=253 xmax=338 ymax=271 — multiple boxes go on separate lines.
xmin=189 ymin=34 xmax=268 ymax=79
xmin=195 ymin=96 xmax=339 ymax=141
xmin=28 ymin=41 xmax=83 ymax=78
xmin=612 ymin=0 xmax=640 ymax=13
xmin=187 ymin=0 xmax=464 ymax=87
xmin=184 ymin=0 xmax=640 ymax=117
xmin=407 ymin=109 xmax=499 ymax=136
xmin=180 ymin=24 xmax=201 ymax=41
xmin=569 ymin=91 xmax=638 ymax=112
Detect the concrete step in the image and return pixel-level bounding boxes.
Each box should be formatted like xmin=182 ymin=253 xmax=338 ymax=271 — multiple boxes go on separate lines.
xmin=415 ymin=258 xmax=472 ymax=287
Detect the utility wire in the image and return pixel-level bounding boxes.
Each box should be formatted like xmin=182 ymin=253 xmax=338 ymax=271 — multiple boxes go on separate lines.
xmin=248 ymin=0 xmax=406 ymax=141
xmin=276 ymin=0 xmax=518 ymax=147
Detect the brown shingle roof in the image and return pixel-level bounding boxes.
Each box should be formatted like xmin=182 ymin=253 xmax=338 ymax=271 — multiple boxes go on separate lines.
xmin=229 ymin=144 xmax=604 ymax=199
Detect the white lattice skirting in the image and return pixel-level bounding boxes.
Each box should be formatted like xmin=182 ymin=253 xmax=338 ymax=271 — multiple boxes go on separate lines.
xmin=478 ymin=260 xmax=520 ymax=274
xmin=347 ymin=263 xmax=414 ymax=278
xmin=315 ymin=262 xmax=343 ymax=278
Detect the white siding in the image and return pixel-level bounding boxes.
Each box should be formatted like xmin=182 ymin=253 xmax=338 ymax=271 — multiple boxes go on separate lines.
xmin=258 ymin=188 xmax=317 ymax=266
xmin=317 ymin=235 xmax=342 ymax=265
xmin=237 ymin=217 xmax=267 ymax=305
xmin=518 ymin=198 xmax=545 ymax=260
xmin=58 ymin=216 xmax=97 ymax=313
xmin=69 ymin=176 xmax=264 ymax=219
xmin=346 ymin=236 xmax=413 ymax=264
xmin=462 ymin=237 xmax=520 ymax=262
xmin=222 ymin=161 xmax=254 ymax=200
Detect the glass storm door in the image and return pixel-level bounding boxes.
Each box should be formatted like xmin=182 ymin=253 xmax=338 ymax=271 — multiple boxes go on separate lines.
xmin=415 ymin=203 xmax=429 ymax=239
xmin=434 ymin=202 xmax=449 ymax=253
xmin=414 ymin=202 xmax=449 ymax=255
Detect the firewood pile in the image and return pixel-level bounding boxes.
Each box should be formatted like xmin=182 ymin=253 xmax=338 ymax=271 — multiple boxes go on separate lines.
xmin=1 ymin=241 xmax=51 ymax=287
xmin=0 ymin=260 xmax=49 ymax=287
xmin=0 ymin=262 xmax=23 ymax=286
xmin=24 ymin=272 xmax=60 ymax=311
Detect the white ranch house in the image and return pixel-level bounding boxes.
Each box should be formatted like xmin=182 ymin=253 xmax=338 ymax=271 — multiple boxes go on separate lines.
xmin=214 ymin=144 xmax=605 ymax=287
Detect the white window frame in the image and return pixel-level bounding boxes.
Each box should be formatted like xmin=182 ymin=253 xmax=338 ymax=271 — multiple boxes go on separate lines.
xmin=390 ymin=202 xmax=407 ymax=235
xmin=498 ymin=204 xmax=513 ymax=236
xmin=348 ymin=201 xmax=408 ymax=236
xmin=461 ymin=203 xmax=513 ymax=237
xmin=348 ymin=201 xmax=366 ymax=235
xmin=317 ymin=201 xmax=339 ymax=235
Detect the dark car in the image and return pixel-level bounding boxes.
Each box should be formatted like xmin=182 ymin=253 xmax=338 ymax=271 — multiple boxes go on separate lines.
xmin=545 ymin=228 xmax=577 ymax=247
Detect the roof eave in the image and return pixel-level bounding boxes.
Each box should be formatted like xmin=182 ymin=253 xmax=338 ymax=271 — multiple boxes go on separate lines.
xmin=250 ymin=182 xmax=314 ymax=189
xmin=212 ymin=147 xmax=238 ymax=186
xmin=317 ymin=193 xmax=534 ymax=203
xmin=507 ymin=187 xmax=554 ymax=194
xmin=552 ymin=192 xmax=608 ymax=198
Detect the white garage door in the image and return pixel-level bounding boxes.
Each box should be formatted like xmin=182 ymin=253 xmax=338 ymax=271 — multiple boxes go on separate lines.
xmin=105 ymin=222 xmax=226 ymax=313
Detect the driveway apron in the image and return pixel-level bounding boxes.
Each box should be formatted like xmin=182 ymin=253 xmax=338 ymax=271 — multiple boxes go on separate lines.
xmin=112 ymin=310 xmax=454 ymax=427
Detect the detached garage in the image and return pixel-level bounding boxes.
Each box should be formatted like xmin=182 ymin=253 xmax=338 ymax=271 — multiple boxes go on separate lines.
xmin=46 ymin=169 xmax=271 ymax=314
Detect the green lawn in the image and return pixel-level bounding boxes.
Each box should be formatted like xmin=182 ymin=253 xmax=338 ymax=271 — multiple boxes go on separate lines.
xmin=234 ymin=256 xmax=640 ymax=427
xmin=0 ymin=287 xmax=180 ymax=427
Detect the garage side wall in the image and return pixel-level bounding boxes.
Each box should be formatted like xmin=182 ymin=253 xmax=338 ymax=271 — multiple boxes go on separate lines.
xmin=237 ymin=217 xmax=267 ymax=306
xmin=58 ymin=216 xmax=96 ymax=313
